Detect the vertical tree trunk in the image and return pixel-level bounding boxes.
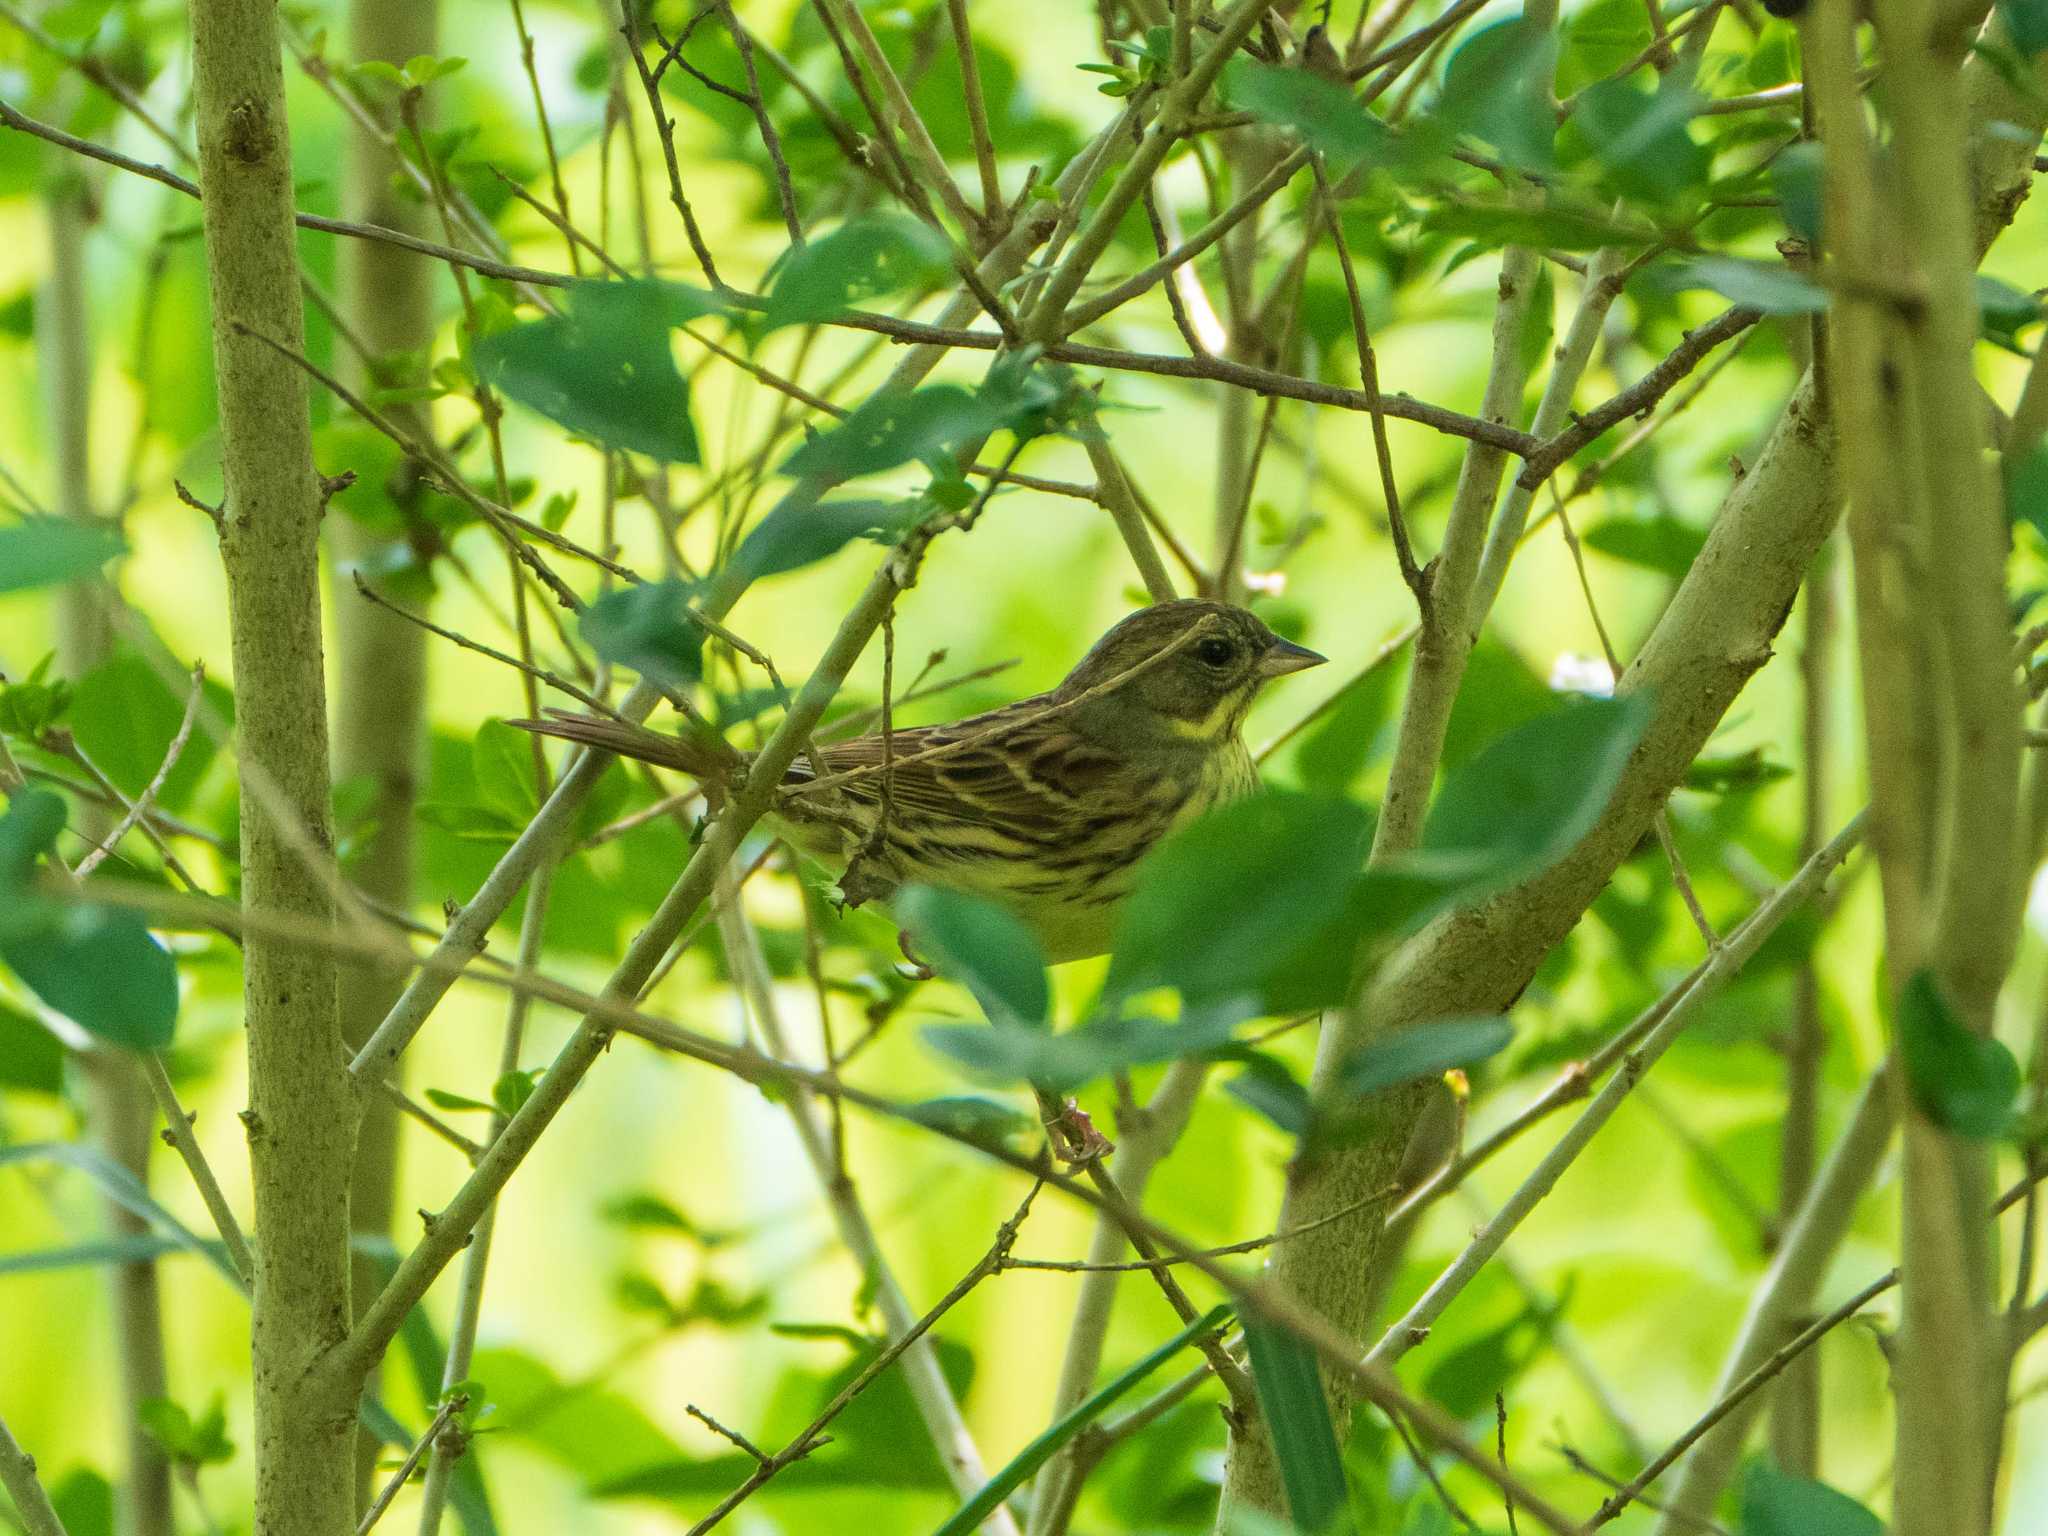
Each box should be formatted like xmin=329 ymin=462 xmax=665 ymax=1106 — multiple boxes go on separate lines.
xmin=42 ymin=170 xmax=175 ymax=1536
xmin=331 ymin=0 xmax=438 ymax=1502
xmin=187 ymin=2 xmax=357 ymax=1530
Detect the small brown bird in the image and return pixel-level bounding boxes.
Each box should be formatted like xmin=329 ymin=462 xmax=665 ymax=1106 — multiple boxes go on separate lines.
xmin=516 ymin=600 xmax=1324 ymax=962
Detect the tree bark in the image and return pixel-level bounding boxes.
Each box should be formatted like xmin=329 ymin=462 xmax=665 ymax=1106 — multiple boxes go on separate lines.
xmin=188 ymin=1 xmax=357 ymax=1530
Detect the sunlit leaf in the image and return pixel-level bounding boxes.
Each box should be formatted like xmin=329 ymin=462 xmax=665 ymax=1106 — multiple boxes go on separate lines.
xmin=0 ymin=517 xmax=125 ymax=594
xmin=1244 ymin=1318 xmax=1352 ymax=1534
xmin=1418 ymin=692 xmax=1653 ymax=893
xmin=478 ymin=281 xmax=700 ymax=463
xmin=897 ymin=884 xmax=1051 ymax=1030
xmin=1106 ymin=791 xmax=1374 ymax=1008
xmin=1898 ymin=969 xmax=2020 ymax=1138
xmin=579 ymin=578 xmax=705 ymax=688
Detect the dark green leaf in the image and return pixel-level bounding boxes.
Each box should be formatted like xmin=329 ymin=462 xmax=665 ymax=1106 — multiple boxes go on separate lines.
xmin=580 ymin=578 xmax=705 ymax=687
xmin=1438 ymin=19 xmax=1558 ymax=171
xmin=1978 ymin=274 xmax=2043 ymax=350
xmin=783 ymin=360 xmax=1060 ymax=482
xmin=0 ymin=517 xmax=125 ymax=594
xmin=1740 ymin=1459 xmax=1883 ymax=1536
xmin=0 ymin=997 xmax=63 ymax=1094
xmin=2001 ymin=0 xmax=2048 ymax=54
xmin=2008 ymin=439 xmax=2048 ymax=543
xmin=897 ymin=884 xmax=1051 ymax=1030
xmin=924 ymin=1001 xmax=1246 ymax=1093
xmin=899 ymin=1095 xmax=1036 ymax=1142
xmin=1574 ymin=78 xmax=1709 ymax=202
xmin=492 ymin=1068 xmax=538 ymax=1116
xmin=1244 ymin=1318 xmax=1352 ymax=1535
xmin=1225 ymin=59 xmax=1404 ymax=163
xmin=728 ymin=494 xmax=925 ymax=585
xmin=761 ymin=215 xmax=953 ymax=331
xmin=1107 ymin=791 xmax=1374 ymax=1008
xmin=0 ymin=792 xmax=179 ymax=1050
xmin=1338 ymin=1016 xmax=1511 ymax=1098
xmin=1773 ymin=141 xmax=1824 ymax=242
xmin=1422 ymin=198 xmax=1656 ymax=251
xmin=1418 ymin=693 xmax=1653 ymax=894
xmin=1656 ymin=257 xmax=1824 ymax=314
xmin=1898 ymin=969 xmax=2020 ymax=1138
xmin=0 ymin=1234 xmax=198 ymax=1274
xmin=477 ymin=281 xmax=700 ymax=463
xmin=1583 ymin=513 xmax=1708 ymax=577
xmin=1224 ymin=1052 xmax=1312 ymax=1136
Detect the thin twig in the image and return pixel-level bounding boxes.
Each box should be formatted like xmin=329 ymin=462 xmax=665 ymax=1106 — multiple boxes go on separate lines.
xmin=74 ymin=665 xmax=203 ymax=878
xmin=356 ymin=1393 xmax=466 ymax=1536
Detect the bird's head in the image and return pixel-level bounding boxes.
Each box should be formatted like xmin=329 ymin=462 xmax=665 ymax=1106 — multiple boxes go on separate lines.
xmin=1056 ymin=600 xmax=1325 ymax=748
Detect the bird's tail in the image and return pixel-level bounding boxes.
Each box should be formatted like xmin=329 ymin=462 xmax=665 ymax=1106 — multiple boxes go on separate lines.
xmin=509 ymin=710 xmax=739 ymax=781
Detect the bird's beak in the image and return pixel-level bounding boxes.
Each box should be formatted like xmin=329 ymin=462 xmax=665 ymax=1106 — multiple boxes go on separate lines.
xmin=1258 ymin=637 xmax=1327 ymax=678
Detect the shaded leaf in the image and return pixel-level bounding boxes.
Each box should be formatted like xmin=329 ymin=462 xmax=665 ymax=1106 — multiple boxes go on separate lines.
xmin=899 ymin=1095 xmax=1036 ymax=1142
xmin=1245 ymin=1318 xmax=1352 ymax=1534
xmin=1583 ymin=514 xmax=1708 ymax=578
xmin=1337 ymin=1015 xmax=1511 ymax=1098
xmin=0 ymin=998 xmax=63 ymax=1094
xmin=478 ymin=281 xmax=700 ymax=463
xmin=1439 ymin=19 xmax=1558 ymax=170
xmin=762 ymin=215 xmax=953 ymax=331
xmin=1774 ymin=141 xmax=1823 ymax=242
xmin=729 ymin=494 xmax=925 ymax=585
xmin=1225 ymin=59 xmax=1401 ymax=163
xmin=924 ymin=1000 xmax=1246 ymax=1093
xmin=1656 ymin=257 xmax=1823 ymax=314
xmin=1224 ymin=1051 xmax=1312 ymax=1136
xmin=1740 ymin=1459 xmax=1883 ymax=1536
xmin=1574 ymin=78 xmax=1709 ymax=202
xmin=580 ymin=579 xmax=705 ymax=688
xmin=1898 ymin=969 xmax=2020 ymax=1138
xmin=897 ymin=883 xmax=1050 ymax=1030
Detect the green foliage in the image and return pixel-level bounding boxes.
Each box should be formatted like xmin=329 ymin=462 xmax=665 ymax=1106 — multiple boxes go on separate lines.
xmin=729 ymin=495 xmax=925 ymax=585
xmin=1438 ymin=19 xmax=1558 ymax=172
xmin=1569 ymin=78 xmax=1709 ymax=203
xmin=1655 ymin=257 xmax=1825 ymax=314
xmin=896 ymin=884 xmax=1051 ymax=1031
xmin=0 ymin=517 xmax=125 ymax=593
xmin=1740 ymin=1459 xmax=1884 ymax=1535
xmin=579 ymin=579 xmax=705 ymax=688
xmin=760 ymin=216 xmax=953 ymax=332
xmin=1337 ymin=1015 xmax=1511 ymax=1098
xmin=0 ymin=997 xmax=62 ymax=1093
xmin=1244 ymin=1318 xmax=1352 ymax=1535
xmin=0 ymin=789 xmax=180 ymax=1050
xmin=1897 ymin=969 xmax=2021 ymax=1138
xmin=1584 ymin=513 xmax=1709 ymax=578
xmin=0 ymin=653 xmax=74 ymax=740
xmin=137 ymin=1396 xmax=234 ymax=1467
xmin=477 ymin=281 xmax=703 ymax=463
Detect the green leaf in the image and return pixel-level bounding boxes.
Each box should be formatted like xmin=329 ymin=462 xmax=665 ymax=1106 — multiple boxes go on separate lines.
xmin=0 ymin=1143 xmax=238 ymax=1285
xmin=579 ymin=578 xmax=705 ymax=688
xmin=761 ymin=215 xmax=953 ymax=331
xmin=933 ymin=1305 xmax=1233 ymax=1536
xmin=1244 ymin=1318 xmax=1352 ymax=1535
xmin=1897 ymin=969 xmax=2021 ymax=1138
xmin=473 ymin=719 xmax=541 ymax=822
xmin=139 ymin=1397 xmax=234 ymax=1467
xmin=68 ymin=652 xmax=230 ymax=811
xmin=1337 ymin=1015 xmax=1511 ymax=1098
xmin=424 ymin=1087 xmax=497 ymax=1113
xmin=1773 ymin=141 xmax=1824 ymax=242
xmin=0 ymin=653 xmax=73 ymax=740
xmin=900 ymin=1095 xmax=1036 ymax=1142
xmin=1573 ymin=78 xmax=1709 ymax=202
xmin=0 ymin=1234 xmax=199 ymax=1275
xmin=1438 ymin=18 xmax=1559 ymax=171
xmin=1421 ymin=197 xmax=1655 ymax=252
xmin=0 ymin=791 xmax=180 ymax=1050
xmin=728 ymin=494 xmax=925 ymax=586
xmin=1740 ymin=1459 xmax=1883 ymax=1536
xmin=0 ymin=517 xmax=126 ymax=594
xmin=477 ymin=281 xmax=700 ymax=463
xmin=2007 ymin=439 xmax=2048 ymax=543
xmin=0 ymin=998 xmax=63 ymax=1094
xmin=1583 ymin=513 xmax=1708 ymax=577
xmin=923 ymin=999 xmax=1246 ymax=1093
xmin=1106 ymin=791 xmax=1374 ymax=1008
xmin=600 ymin=1191 xmax=701 ymax=1235
xmin=2001 ymin=0 xmax=2048 ymax=53
xmin=1656 ymin=257 xmax=1824 ymax=314
xmin=1224 ymin=59 xmax=1400 ymax=162
xmin=897 ymin=884 xmax=1051 ymax=1031
xmin=782 ymin=360 xmax=1061 ymax=482
xmin=1978 ymin=273 xmax=2043 ymax=351
xmin=1418 ymin=693 xmax=1653 ymax=894
xmin=492 ymin=1068 xmax=539 ymax=1116
xmin=1224 ymin=1052 xmax=1312 ymax=1137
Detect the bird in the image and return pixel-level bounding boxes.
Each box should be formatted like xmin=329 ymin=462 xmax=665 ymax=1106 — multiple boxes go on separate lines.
xmin=514 ymin=600 xmax=1325 ymax=964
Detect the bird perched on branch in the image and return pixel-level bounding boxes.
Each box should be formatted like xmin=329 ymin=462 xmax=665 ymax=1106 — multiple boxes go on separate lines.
xmin=515 ymin=599 xmax=1324 ymax=963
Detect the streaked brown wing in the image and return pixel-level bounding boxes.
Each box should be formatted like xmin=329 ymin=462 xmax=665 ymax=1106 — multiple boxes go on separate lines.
xmin=787 ymin=701 xmax=1126 ymax=845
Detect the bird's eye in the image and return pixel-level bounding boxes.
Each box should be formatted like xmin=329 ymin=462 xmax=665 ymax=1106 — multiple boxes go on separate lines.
xmin=1195 ymin=637 xmax=1235 ymax=667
